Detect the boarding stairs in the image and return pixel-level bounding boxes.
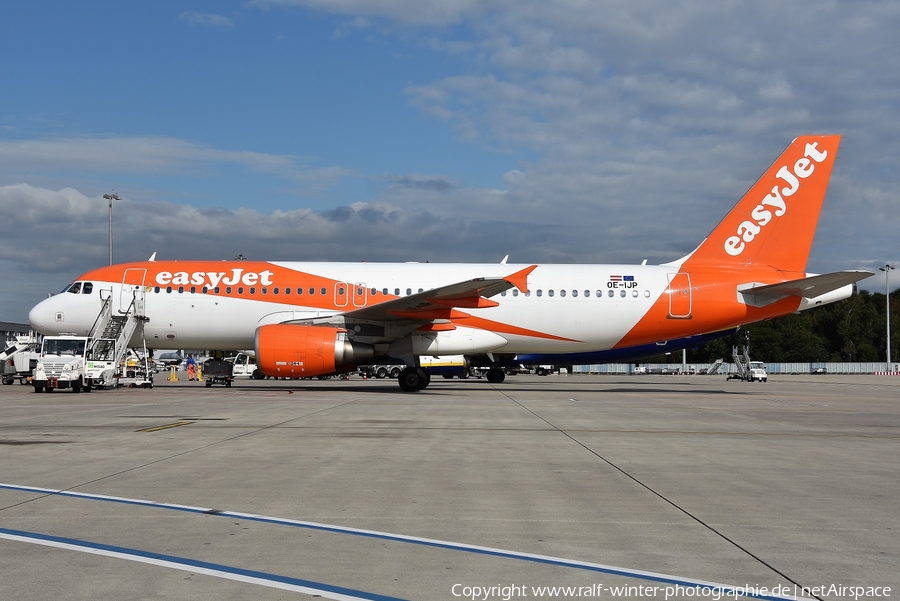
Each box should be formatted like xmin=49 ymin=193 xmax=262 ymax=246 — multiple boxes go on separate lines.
xmin=730 ymin=345 xmax=752 ymax=381
xmin=705 ymin=358 xmax=725 ymax=375
xmin=86 ymin=289 xmax=150 ymax=387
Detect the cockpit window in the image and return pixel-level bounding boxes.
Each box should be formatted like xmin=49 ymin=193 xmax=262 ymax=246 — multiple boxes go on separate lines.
xmin=82 ymin=282 xmax=93 ymax=294
xmin=66 ymin=282 xmax=82 ymax=294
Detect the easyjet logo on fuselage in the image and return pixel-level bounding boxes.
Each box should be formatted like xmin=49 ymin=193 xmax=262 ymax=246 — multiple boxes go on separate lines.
xmin=155 ymin=268 xmax=275 ymax=288
xmin=723 ymin=142 xmax=829 ymax=257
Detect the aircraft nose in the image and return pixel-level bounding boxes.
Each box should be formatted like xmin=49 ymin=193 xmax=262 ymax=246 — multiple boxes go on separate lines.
xmin=28 ymin=298 xmax=51 ymax=333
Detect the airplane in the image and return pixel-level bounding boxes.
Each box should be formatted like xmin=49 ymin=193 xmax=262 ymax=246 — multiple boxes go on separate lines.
xmin=28 ymin=135 xmax=873 ymax=391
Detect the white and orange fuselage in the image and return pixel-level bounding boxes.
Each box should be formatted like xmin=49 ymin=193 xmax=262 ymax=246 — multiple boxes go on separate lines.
xmin=27 ymin=135 xmax=872 ymax=388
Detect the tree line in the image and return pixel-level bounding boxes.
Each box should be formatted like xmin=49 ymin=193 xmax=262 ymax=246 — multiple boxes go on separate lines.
xmin=651 ymin=290 xmax=899 ymax=364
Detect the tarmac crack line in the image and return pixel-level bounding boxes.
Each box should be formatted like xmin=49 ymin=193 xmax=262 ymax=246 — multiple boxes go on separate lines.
xmin=497 ymin=389 xmax=826 ymax=601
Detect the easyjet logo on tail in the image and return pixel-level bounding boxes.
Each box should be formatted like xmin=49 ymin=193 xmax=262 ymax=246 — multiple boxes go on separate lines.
xmin=724 ymin=142 xmax=829 ymax=257
xmin=155 ymin=268 xmax=275 ymax=288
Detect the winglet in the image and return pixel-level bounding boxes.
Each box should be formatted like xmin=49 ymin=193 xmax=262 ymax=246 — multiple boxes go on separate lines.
xmin=505 ymin=265 xmax=537 ymax=293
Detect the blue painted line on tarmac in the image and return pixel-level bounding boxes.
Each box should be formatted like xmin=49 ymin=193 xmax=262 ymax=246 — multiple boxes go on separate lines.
xmin=0 ymin=527 xmax=406 ymax=601
xmin=0 ymin=482 xmax=813 ymax=601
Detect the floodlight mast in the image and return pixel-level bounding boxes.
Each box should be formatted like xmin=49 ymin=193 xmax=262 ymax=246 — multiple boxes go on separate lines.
xmin=879 ymin=264 xmax=895 ymax=372
xmin=103 ymin=191 xmax=120 ymax=266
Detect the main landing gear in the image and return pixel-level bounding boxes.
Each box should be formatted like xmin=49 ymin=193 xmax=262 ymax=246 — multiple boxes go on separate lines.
xmin=398 ymin=367 xmax=431 ymax=392
xmin=486 ymin=368 xmax=505 ymax=384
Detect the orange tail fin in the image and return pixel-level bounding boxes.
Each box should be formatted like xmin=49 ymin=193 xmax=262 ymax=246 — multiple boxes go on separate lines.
xmin=682 ymin=135 xmax=841 ymax=272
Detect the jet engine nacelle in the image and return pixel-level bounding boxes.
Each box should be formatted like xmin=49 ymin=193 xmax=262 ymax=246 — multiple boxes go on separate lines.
xmin=254 ymin=324 xmax=374 ymax=378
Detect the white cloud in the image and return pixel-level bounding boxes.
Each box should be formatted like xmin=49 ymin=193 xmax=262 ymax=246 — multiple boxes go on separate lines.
xmin=177 ymin=11 xmax=235 ymax=28
xmin=0 ymin=137 xmax=353 ymax=187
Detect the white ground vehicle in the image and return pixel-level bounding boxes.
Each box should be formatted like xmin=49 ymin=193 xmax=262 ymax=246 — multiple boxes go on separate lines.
xmin=2 ymin=334 xmax=41 ymax=385
xmin=747 ymin=361 xmax=768 ymax=382
xmin=230 ymin=352 xmax=258 ymax=378
xmin=32 ymin=336 xmax=91 ymax=393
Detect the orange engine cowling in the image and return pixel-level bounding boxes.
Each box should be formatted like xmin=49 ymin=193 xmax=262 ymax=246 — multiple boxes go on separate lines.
xmin=255 ymin=324 xmax=374 ymax=378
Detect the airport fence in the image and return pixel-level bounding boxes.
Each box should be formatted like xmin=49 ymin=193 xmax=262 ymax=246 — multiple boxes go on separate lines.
xmin=570 ymin=362 xmax=899 ymax=375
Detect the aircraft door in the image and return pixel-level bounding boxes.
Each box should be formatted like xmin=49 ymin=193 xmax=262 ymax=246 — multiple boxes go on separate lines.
xmin=666 ymin=273 xmax=692 ymax=319
xmin=353 ymin=283 xmax=367 ymax=307
xmin=120 ymin=268 xmax=147 ymax=314
xmin=334 ymin=283 xmax=349 ymax=307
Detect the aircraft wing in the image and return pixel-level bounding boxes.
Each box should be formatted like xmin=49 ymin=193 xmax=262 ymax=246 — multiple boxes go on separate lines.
xmin=745 ymin=270 xmax=873 ymax=299
xmin=340 ymin=264 xmax=537 ymax=323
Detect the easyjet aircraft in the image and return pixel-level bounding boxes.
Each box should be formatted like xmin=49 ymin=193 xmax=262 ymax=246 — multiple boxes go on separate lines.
xmin=28 ymin=135 xmax=872 ymax=391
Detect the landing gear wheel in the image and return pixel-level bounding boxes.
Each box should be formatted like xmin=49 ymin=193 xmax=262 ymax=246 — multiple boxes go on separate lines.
xmin=486 ymin=368 xmax=506 ymax=384
xmin=398 ymin=367 xmax=430 ymax=392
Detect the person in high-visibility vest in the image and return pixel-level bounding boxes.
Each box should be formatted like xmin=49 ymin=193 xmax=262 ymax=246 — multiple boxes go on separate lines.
xmin=186 ymin=353 xmax=197 ymax=381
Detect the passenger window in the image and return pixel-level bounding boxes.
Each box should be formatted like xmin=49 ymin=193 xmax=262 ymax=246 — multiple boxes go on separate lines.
xmin=513 ymin=289 xmax=519 ymax=297
xmin=383 ymin=288 xmax=389 ymax=295
xmin=560 ymin=290 xmax=566 ymax=297
xmin=250 ymin=287 xmax=256 ymax=295
xmin=338 ymin=286 xmax=345 ymax=295
xmin=202 ymin=286 xmax=208 ymax=294
xmin=82 ymin=282 xmax=93 ymax=294
xmin=525 ymin=290 xmax=531 ymax=297
xmin=226 ymin=287 xmax=232 ymax=294
xmin=644 ymin=290 xmax=650 ymax=298
xmin=572 ymin=290 xmax=578 ymax=297
xmin=167 ymin=286 xmax=173 ymax=294
xmin=596 ymin=290 xmax=602 ymax=297
xmin=215 ymin=287 xmax=220 ymax=294
xmin=394 ymin=288 xmax=400 ymax=295
xmin=620 ymin=290 xmax=626 ymax=297
xmin=273 ymin=287 xmax=279 ymax=295
xmin=284 ymin=287 xmax=290 ymax=295
xmin=238 ymin=287 xmax=244 ymax=294
xmin=262 ymin=287 xmax=268 ymax=295
xmin=537 ymin=290 xmax=543 ymax=297
xmin=370 ymin=288 xmax=377 ymax=296
xmin=154 ymin=286 xmax=160 ymax=294
xmin=406 ymin=288 xmax=412 ymax=296
xmin=584 ymin=290 xmax=589 ymax=298
xmin=190 ymin=286 xmax=196 ymax=294
xmin=418 ymin=288 xmax=423 ymax=293
xmin=632 ymin=290 xmax=638 ymax=297
xmin=548 ymin=290 xmax=555 ymax=297
xmin=178 ymin=286 xmax=184 ymax=293
xmin=296 ymin=287 xmax=302 ymax=295
xmin=320 ymin=287 xmax=327 ymax=295
xmin=608 ymin=290 xmax=614 ymax=297
xmin=501 ymin=291 xmax=507 ymax=296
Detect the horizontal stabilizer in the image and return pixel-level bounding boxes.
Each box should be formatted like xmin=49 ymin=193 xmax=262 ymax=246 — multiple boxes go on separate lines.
xmin=745 ymin=270 xmax=873 ymax=299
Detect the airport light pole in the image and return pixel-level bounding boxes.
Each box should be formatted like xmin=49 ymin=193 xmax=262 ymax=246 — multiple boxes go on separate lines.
xmin=880 ymin=264 xmax=895 ymax=372
xmin=103 ymin=191 xmax=120 ymax=266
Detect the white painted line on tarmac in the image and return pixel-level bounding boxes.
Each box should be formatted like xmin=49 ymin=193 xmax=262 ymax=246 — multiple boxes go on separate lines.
xmin=0 ymin=528 xmax=406 ymax=601
xmin=0 ymin=482 xmax=814 ymax=601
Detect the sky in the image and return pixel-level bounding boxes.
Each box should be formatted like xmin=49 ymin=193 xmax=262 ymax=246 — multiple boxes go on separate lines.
xmin=1 ymin=1 xmax=899 ymax=322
